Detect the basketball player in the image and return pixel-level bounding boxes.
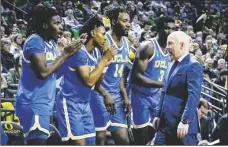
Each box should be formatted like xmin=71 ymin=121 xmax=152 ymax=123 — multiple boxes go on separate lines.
xmin=15 ymin=5 xmax=86 ymax=145
xmin=130 ymin=17 xmax=175 ymax=145
xmin=90 ymin=6 xmax=131 ymax=145
xmin=56 ymin=15 xmax=116 ymax=145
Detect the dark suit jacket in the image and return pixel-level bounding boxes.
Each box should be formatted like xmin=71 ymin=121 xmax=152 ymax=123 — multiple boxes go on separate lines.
xmin=156 ymin=54 xmax=203 ymax=135
xmin=210 ymin=114 xmax=228 ymax=145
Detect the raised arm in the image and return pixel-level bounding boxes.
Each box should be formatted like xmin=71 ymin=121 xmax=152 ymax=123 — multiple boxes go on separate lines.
xmin=31 ymin=34 xmax=87 ymax=80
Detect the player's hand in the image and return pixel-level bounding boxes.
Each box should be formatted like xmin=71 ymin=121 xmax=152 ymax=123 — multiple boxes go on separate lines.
xmin=123 ymin=98 xmax=131 ymax=118
xmin=177 ymin=121 xmax=189 ymax=138
xmin=102 ymin=45 xmax=117 ymax=61
xmin=152 ymin=117 xmax=160 ymax=131
xmin=63 ymin=33 xmax=87 ymax=57
xmin=104 ymin=93 xmax=116 ymax=115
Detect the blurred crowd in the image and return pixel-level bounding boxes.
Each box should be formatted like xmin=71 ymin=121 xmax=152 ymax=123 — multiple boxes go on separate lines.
xmin=1 ymin=0 xmax=227 ymax=145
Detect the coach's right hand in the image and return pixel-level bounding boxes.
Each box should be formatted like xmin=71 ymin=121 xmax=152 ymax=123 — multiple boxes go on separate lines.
xmin=104 ymin=93 xmax=116 ymax=115
xmin=63 ymin=33 xmax=87 ymax=57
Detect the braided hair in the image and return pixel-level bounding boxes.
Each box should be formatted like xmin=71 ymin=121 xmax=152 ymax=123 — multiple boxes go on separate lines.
xmin=104 ymin=4 xmax=127 ymax=24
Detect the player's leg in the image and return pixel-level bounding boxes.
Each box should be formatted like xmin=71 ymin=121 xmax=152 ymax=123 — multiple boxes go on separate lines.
xmin=149 ymin=93 xmax=161 ymax=143
xmin=131 ymin=90 xmax=151 ymax=145
xmin=90 ymin=94 xmax=110 ymax=145
xmin=83 ymin=103 xmax=96 ymax=145
xmin=111 ymin=127 xmax=129 ymax=145
xmin=95 ymin=131 xmax=107 ymax=145
xmin=154 ymin=128 xmax=167 ymax=145
xmin=108 ymin=103 xmax=129 ymax=145
xmin=27 ymin=139 xmax=47 ymax=145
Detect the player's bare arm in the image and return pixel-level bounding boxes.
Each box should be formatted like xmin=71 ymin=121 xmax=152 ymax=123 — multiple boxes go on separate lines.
xmin=31 ymin=34 xmax=87 ymax=80
xmin=131 ymin=41 xmax=163 ymax=88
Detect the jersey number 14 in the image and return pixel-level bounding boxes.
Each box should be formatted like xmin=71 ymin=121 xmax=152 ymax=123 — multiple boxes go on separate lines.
xmin=114 ymin=64 xmax=124 ymax=77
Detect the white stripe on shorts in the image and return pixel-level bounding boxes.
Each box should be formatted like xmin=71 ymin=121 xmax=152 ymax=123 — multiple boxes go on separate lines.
xmin=62 ymin=98 xmax=96 ymax=141
xmin=24 ymin=115 xmax=50 ymax=137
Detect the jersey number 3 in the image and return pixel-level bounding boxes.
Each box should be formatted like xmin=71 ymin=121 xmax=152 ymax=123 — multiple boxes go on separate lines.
xmin=158 ymin=70 xmax=165 ymax=81
xmin=114 ymin=64 xmax=124 ymax=77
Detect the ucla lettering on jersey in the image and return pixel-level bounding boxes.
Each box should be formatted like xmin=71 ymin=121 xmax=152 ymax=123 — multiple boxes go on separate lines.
xmin=59 ymin=46 xmax=101 ymax=102
xmin=16 ymin=34 xmax=57 ymax=116
xmin=99 ymin=32 xmax=130 ymax=101
xmin=131 ymin=38 xmax=170 ymax=95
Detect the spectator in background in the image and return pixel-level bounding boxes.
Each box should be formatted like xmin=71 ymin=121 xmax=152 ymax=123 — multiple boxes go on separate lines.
xmin=140 ymin=31 xmax=150 ymax=42
xmin=202 ymin=39 xmax=216 ymax=55
xmin=195 ymin=37 xmax=203 ymax=49
xmin=1 ymin=38 xmax=15 ymax=71
xmin=131 ymin=15 xmax=142 ymax=39
xmin=139 ymin=21 xmax=152 ymax=38
xmin=186 ymin=25 xmax=193 ymax=33
xmin=214 ymin=70 xmax=228 ymax=88
xmin=10 ymin=34 xmax=23 ymax=59
xmin=1 ymin=64 xmax=8 ymax=91
xmin=5 ymin=10 xmax=17 ymax=30
xmin=136 ymin=1 xmax=144 ymax=16
xmin=192 ymin=42 xmax=200 ymax=53
xmin=1 ymin=26 xmax=7 ymax=37
xmin=203 ymin=58 xmax=217 ymax=81
xmin=197 ymin=98 xmax=215 ymax=143
xmin=202 ymin=52 xmax=212 ymax=63
xmin=62 ymin=31 xmax=72 ymax=44
xmin=196 ymin=31 xmax=203 ymax=39
xmin=213 ymin=49 xmax=224 ymax=68
xmin=187 ymin=31 xmax=195 ymax=39
xmin=63 ymin=9 xmax=80 ymax=29
xmin=100 ymin=1 xmax=111 ymax=30
xmin=17 ymin=19 xmax=27 ymax=37
xmin=218 ymin=44 xmax=227 ymax=57
xmin=5 ymin=56 xmax=22 ymax=98
xmin=194 ymin=49 xmax=204 ymax=65
xmin=11 ymin=26 xmax=20 ymax=34
xmin=213 ymin=59 xmax=226 ymax=77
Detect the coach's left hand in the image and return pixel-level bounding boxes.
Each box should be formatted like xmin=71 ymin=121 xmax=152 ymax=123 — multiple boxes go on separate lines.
xmin=177 ymin=121 xmax=189 ymax=138
xmin=123 ymin=98 xmax=131 ymax=118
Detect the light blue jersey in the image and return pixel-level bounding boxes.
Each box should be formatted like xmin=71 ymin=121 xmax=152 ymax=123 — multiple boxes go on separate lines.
xmin=90 ymin=33 xmax=130 ymax=132
xmin=100 ymin=32 xmax=130 ymax=101
xmin=131 ymin=38 xmax=170 ymax=95
xmin=59 ymin=46 xmax=101 ymax=102
xmin=131 ymin=38 xmax=171 ymax=128
xmin=56 ymin=46 xmax=100 ymax=143
xmin=16 ymin=34 xmax=57 ymax=116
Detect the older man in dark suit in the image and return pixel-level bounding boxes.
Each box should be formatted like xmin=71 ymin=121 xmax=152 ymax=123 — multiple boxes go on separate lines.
xmin=153 ymin=31 xmax=203 ymax=145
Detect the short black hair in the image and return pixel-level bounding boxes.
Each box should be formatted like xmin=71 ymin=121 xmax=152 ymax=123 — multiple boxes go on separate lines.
xmin=29 ymin=4 xmax=59 ymax=33
xmin=156 ymin=16 xmax=175 ymax=32
xmin=79 ymin=15 xmax=104 ymax=44
xmin=105 ymin=5 xmax=127 ymax=23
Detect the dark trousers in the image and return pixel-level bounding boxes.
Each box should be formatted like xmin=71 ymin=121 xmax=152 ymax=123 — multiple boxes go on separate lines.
xmin=154 ymin=128 xmax=198 ymax=145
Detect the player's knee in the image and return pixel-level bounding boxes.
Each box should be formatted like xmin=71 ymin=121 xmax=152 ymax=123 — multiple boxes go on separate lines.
xmin=116 ymin=134 xmax=130 ymax=145
xmin=74 ymin=139 xmax=85 ymax=145
xmin=120 ymin=136 xmax=130 ymax=145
